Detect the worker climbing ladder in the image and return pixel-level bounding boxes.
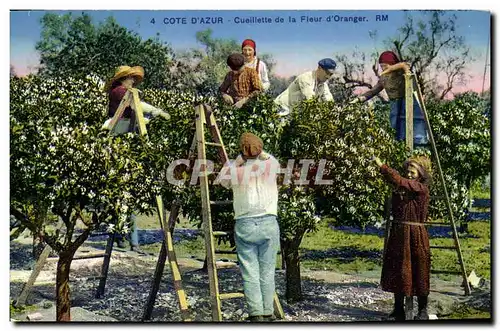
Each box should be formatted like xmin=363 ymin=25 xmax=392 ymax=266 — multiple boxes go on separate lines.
xmin=108 ymin=88 xmax=191 ymax=321
xmin=189 ymin=103 xmax=285 ymax=321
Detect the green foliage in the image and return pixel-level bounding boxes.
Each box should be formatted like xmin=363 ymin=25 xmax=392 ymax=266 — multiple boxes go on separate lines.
xmin=10 ymin=75 xmax=162 ymax=253
xmin=35 ymin=13 xmax=192 ymax=91
xmin=424 ymin=92 xmax=491 ymax=220
xmin=278 ymin=186 xmax=321 ymax=243
xmin=280 ymin=98 xmax=406 ymax=227
xmin=427 ymin=92 xmax=490 ymax=186
xmin=190 ymin=29 xmax=241 ymax=95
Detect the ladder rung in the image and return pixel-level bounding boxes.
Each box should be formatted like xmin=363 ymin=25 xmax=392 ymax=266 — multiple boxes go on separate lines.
xmin=204 ymin=142 xmax=223 ymax=147
xmin=219 ymin=292 xmax=245 ymax=300
xmin=426 ymin=223 xmax=451 ymax=227
xmin=215 ymin=250 xmax=237 ymax=254
xmin=210 ymin=200 xmax=233 ymax=206
xmin=213 ymin=231 xmax=231 ymax=237
xmin=73 ymin=253 xmax=108 ymax=260
xmin=430 ymin=246 xmax=456 ymax=250
xmin=431 ymin=270 xmax=463 ymax=275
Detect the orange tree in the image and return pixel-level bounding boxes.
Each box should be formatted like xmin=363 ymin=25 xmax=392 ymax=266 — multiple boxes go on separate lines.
xmin=10 ymin=75 xmax=165 ymax=321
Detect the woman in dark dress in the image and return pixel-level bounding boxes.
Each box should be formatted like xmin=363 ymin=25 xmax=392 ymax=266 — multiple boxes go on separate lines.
xmin=372 ymin=154 xmax=433 ymax=321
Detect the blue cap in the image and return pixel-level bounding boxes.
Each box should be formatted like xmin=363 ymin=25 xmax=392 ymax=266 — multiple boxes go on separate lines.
xmin=318 ymin=58 xmax=337 ymax=73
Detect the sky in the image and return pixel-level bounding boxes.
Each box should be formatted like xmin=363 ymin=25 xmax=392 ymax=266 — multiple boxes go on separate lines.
xmin=10 ymin=9 xmax=491 ymax=94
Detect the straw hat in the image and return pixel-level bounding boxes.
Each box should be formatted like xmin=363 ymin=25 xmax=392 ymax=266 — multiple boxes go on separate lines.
xmin=104 ymin=65 xmax=144 ymax=91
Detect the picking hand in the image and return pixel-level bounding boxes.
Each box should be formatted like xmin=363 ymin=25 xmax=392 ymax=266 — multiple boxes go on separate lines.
xmin=234 ymin=97 xmax=248 ymax=109
xmin=349 ymin=96 xmax=366 ymax=104
xmin=159 ymin=111 xmax=171 ymax=120
xmin=371 ymin=156 xmax=383 ymax=168
xmin=222 ymin=94 xmax=234 ymax=105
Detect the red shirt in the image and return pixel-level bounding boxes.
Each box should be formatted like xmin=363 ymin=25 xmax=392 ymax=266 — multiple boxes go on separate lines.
xmin=108 ymin=85 xmax=133 ymax=118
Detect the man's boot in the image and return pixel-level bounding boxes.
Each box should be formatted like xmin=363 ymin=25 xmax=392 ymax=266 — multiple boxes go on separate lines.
xmin=414 ymin=296 xmax=429 ymax=320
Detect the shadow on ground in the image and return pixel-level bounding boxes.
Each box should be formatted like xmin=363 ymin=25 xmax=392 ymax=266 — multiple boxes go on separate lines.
xmin=300 ymin=246 xmax=382 ymax=264
xmin=330 ymin=225 xmax=478 ymax=239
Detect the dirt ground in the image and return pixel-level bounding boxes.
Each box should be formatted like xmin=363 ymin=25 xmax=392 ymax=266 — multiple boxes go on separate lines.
xmin=10 ymin=231 xmax=491 ymax=322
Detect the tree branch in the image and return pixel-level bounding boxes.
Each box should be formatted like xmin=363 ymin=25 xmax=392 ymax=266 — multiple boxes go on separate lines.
xmin=343 ymin=76 xmax=373 ymax=89
xmin=70 ymin=227 xmax=91 ymax=253
xmin=43 ymin=231 xmax=64 ymax=253
xmin=10 ymin=206 xmax=37 ymax=234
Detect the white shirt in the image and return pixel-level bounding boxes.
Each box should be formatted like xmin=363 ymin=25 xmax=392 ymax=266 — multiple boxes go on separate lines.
xmin=244 ymin=57 xmax=270 ymax=91
xmin=274 ymin=70 xmax=334 ymax=116
xmin=218 ymin=152 xmax=280 ymax=220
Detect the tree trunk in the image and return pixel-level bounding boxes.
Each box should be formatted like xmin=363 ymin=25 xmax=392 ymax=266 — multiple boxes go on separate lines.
xmin=56 ymin=252 xmax=74 ymax=321
xmin=282 ymin=240 xmax=302 ymax=303
xmin=280 ymin=241 xmax=286 ymax=270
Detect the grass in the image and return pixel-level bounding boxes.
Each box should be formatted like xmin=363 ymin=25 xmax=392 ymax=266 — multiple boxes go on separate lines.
xmin=470 ymin=176 xmax=491 ymax=200
xmin=297 ymin=220 xmax=491 ymax=281
xmin=10 ymin=300 xmax=37 ymax=316
xmin=135 ymin=212 xmax=193 ymax=230
xmin=136 ymin=210 xmax=490 ymax=282
xmin=445 ymin=306 xmax=491 ymax=320
xmin=299 ymin=221 xmax=384 ymax=275
xmin=429 ymin=222 xmax=491 ymax=280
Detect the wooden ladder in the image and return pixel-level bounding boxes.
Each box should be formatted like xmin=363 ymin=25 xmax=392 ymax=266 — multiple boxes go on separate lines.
xmin=108 ymin=88 xmax=191 ymax=321
xmin=190 ymin=103 xmax=284 ymax=321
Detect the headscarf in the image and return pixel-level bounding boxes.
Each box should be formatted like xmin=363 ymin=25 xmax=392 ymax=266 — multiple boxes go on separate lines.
xmin=241 ymin=39 xmax=257 ymax=55
xmin=239 ymin=132 xmax=263 ymax=158
xmin=378 ymin=51 xmax=401 ymax=65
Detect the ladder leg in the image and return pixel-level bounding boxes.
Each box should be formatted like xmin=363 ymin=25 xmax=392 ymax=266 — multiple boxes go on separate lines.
xmin=13 ymin=244 xmax=52 ymax=307
xmin=204 ymin=105 xmax=228 ymax=164
xmin=162 ymin=203 xmax=191 ymax=321
xmin=272 ymin=293 xmax=285 ymax=319
xmin=196 ymin=104 xmax=222 ymax=321
xmin=96 ymin=233 xmax=115 ymax=299
xmin=413 ymin=77 xmax=471 ymax=296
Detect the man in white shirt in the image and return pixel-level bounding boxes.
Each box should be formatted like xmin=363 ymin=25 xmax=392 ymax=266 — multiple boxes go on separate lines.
xmin=217 ymin=132 xmax=280 ymax=322
xmin=274 ymin=58 xmax=337 ymax=116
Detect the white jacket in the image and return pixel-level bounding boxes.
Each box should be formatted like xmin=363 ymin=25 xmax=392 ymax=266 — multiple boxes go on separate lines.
xmin=274 ymin=70 xmax=333 ymax=116
xmin=244 ymin=57 xmax=270 ymax=91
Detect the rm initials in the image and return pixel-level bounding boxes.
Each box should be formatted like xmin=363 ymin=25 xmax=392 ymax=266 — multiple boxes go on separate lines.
xmin=376 ymin=15 xmax=389 ymax=22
